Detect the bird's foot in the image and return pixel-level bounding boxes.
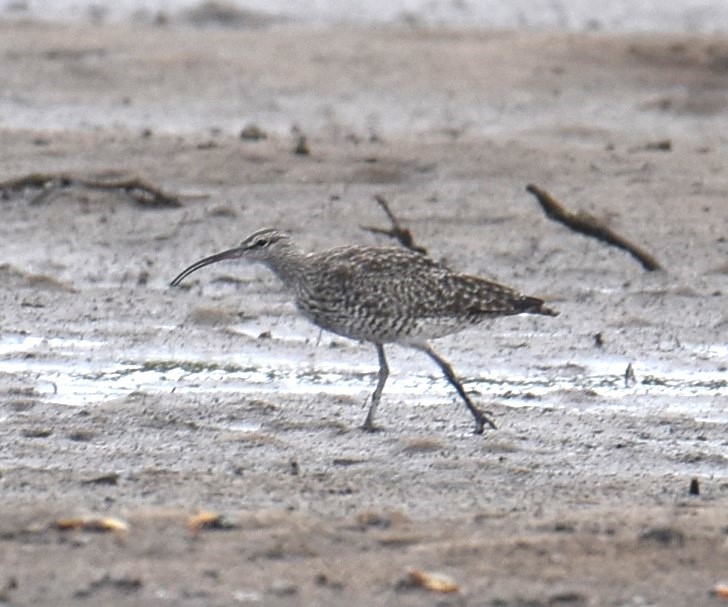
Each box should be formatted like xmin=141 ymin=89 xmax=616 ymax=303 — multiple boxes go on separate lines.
xmin=361 ymin=420 xmax=383 ymax=433
xmin=473 ymin=410 xmax=497 ymax=434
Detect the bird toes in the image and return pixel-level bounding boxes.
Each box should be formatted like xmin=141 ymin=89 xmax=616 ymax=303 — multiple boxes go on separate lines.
xmin=361 ymin=421 xmax=384 ymax=433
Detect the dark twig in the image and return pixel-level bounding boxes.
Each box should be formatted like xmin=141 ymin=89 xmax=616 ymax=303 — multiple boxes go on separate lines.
xmin=526 ymin=184 xmax=662 ymax=272
xmin=361 ymin=194 xmax=428 ymax=255
xmin=81 ymin=175 xmax=182 ymax=208
xmin=0 ymin=171 xmax=183 ymax=208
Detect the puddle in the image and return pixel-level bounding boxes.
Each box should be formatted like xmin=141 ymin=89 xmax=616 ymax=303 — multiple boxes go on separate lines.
xmin=224 ymin=420 xmax=263 ymax=433
xmin=0 ymin=333 xmax=725 ymax=423
xmin=0 ymin=334 xmax=108 ymax=356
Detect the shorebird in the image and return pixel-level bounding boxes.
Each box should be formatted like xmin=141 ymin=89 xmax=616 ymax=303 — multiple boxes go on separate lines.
xmin=170 ymin=228 xmax=557 ymax=434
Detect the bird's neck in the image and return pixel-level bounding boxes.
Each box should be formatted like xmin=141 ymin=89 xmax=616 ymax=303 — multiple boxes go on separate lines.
xmin=260 ymin=248 xmax=309 ymax=289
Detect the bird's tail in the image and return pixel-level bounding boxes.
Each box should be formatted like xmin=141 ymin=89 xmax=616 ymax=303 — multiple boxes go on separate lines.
xmin=518 ymin=295 xmax=559 ymax=317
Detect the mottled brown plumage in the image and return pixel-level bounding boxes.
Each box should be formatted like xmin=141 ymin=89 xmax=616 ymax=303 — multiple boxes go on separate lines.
xmin=171 ymin=228 xmax=557 ymax=434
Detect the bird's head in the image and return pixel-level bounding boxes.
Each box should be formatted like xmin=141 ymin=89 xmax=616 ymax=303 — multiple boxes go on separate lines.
xmin=170 ymin=227 xmax=295 ymax=286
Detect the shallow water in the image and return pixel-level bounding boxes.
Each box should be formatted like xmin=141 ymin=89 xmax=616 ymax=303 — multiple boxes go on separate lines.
xmin=3 ymin=332 xmax=725 ymax=426
xmin=5 ymin=0 xmax=728 ymax=32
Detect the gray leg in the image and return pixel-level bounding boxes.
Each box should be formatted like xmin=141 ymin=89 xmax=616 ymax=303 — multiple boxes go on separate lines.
xmin=363 ymin=343 xmax=389 ymax=432
xmin=415 ymin=343 xmax=497 ymax=434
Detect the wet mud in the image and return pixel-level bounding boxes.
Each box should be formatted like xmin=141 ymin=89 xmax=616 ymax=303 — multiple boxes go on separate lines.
xmin=0 ymin=21 xmax=726 ymax=606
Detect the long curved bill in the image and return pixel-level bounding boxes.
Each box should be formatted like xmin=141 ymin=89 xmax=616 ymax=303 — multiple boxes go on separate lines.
xmin=170 ymin=246 xmax=244 ymax=286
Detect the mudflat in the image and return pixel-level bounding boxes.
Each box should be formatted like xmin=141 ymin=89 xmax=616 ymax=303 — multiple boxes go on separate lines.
xmin=0 ymin=20 xmax=726 ymax=606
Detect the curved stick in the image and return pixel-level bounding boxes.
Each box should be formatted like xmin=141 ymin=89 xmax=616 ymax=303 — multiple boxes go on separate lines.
xmin=526 ymin=184 xmax=662 ymax=272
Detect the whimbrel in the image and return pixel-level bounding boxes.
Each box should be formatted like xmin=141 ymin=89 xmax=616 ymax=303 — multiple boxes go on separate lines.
xmin=170 ymin=228 xmax=557 ymax=434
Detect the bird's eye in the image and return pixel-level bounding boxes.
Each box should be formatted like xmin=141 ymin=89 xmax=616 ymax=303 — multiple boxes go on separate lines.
xmin=253 ymin=238 xmax=268 ymax=248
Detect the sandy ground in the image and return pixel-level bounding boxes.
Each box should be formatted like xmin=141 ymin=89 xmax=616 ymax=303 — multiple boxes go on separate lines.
xmin=0 ymin=19 xmax=727 ymax=607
